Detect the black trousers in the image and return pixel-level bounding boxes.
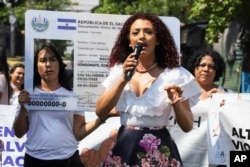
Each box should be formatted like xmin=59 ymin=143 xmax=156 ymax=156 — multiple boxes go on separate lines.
xmin=24 ymin=150 xmax=85 ymax=167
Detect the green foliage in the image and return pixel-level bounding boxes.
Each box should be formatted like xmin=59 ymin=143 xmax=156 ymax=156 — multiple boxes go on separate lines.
xmin=2 ymin=0 xmax=249 ymax=46
xmin=94 ymin=0 xmax=194 ymax=23
xmin=190 ymin=0 xmax=250 ymax=44
xmin=1 ymin=0 xmax=195 ymax=29
xmin=0 ymin=7 xmax=9 ymax=24
xmin=0 ymin=0 xmax=72 ymax=29
xmin=94 ymin=0 xmax=166 ymax=15
xmin=166 ymin=0 xmax=194 ymax=23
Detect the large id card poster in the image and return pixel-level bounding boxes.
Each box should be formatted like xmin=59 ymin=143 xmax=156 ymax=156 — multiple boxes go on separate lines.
xmin=24 ymin=10 xmax=180 ymax=112
xmin=24 ymin=10 xmax=180 ymax=166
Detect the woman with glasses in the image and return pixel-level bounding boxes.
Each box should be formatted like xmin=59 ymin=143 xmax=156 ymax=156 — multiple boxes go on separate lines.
xmin=169 ymin=49 xmax=233 ymax=167
xmin=187 ymin=49 xmax=233 ymax=99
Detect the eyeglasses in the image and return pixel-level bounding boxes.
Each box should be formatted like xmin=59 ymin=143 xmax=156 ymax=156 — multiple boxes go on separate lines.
xmin=197 ymin=63 xmax=215 ymax=70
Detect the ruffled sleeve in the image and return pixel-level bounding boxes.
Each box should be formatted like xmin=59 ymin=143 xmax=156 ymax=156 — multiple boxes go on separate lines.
xmin=160 ymin=67 xmax=201 ymax=108
xmin=103 ymin=65 xmax=201 ymax=117
xmin=164 ymin=67 xmax=201 ymax=107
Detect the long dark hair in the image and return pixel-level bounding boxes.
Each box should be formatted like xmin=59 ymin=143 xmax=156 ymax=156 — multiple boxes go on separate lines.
xmin=0 ymin=46 xmax=10 ymax=103
xmin=33 ymin=44 xmax=72 ymax=90
xmin=108 ymin=13 xmax=179 ymax=69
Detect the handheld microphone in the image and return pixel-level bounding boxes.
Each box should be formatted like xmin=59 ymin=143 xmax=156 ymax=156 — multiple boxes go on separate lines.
xmin=125 ymin=42 xmax=143 ymax=80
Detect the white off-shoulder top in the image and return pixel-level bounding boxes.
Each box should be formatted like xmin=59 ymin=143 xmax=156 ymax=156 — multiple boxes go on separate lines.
xmin=102 ymin=64 xmax=201 ymax=127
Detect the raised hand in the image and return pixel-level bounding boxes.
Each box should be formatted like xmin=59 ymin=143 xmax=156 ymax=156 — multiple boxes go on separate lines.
xmin=164 ymin=85 xmax=184 ymax=105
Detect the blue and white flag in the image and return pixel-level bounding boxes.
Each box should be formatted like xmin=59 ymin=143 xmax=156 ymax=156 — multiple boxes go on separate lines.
xmin=57 ymin=18 xmax=77 ymax=30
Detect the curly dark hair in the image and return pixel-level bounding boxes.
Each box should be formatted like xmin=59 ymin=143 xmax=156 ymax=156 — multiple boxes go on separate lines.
xmin=33 ymin=44 xmax=72 ymax=90
xmin=108 ymin=13 xmax=179 ymax=69
xmin=186 ymin=49 xmax=226 ymax=82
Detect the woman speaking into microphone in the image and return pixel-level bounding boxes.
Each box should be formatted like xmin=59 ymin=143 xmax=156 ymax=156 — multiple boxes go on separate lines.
xmin=95 ymin=13 xmax=201 ymax=167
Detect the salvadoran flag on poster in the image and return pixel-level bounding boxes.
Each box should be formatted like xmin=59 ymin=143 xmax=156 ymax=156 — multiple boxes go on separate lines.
xmin=57 ymin=18 xmax=77 ymax=30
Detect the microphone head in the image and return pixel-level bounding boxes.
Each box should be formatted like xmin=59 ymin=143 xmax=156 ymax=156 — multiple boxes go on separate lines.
xmin=125 ymin=42 xmax=143 ymax=81
xmin=135 ymin=42 xmax=143 ymax=48
xmin=134 ymin=42 xmax=143 ymax=60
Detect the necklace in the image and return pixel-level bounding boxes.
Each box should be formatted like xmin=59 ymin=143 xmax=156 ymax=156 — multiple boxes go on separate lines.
xmin=136 ymin=62 xmax=157 ymax=74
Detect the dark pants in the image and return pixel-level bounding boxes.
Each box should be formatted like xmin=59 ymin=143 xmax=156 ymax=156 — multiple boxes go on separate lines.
xmin=24 ymin=150 xmax=85 ymax=167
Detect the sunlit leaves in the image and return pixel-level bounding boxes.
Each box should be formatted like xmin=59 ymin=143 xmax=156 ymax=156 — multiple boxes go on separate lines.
xmin=94 ymin=0 xmax=194 ymax=23
xmin=190 ymin=0 xmax=249 ymax=44
xmin=0 ymin=0 xmax=72 ymax=28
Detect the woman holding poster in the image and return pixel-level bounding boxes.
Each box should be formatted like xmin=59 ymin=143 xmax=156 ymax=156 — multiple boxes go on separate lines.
xmin=13 ymin=44 xmax=105 ymax=167
xmin=168 ymin=49 xmax=233 ymax=167
xmin=95 ymin=13 xmax=201 ymax=166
